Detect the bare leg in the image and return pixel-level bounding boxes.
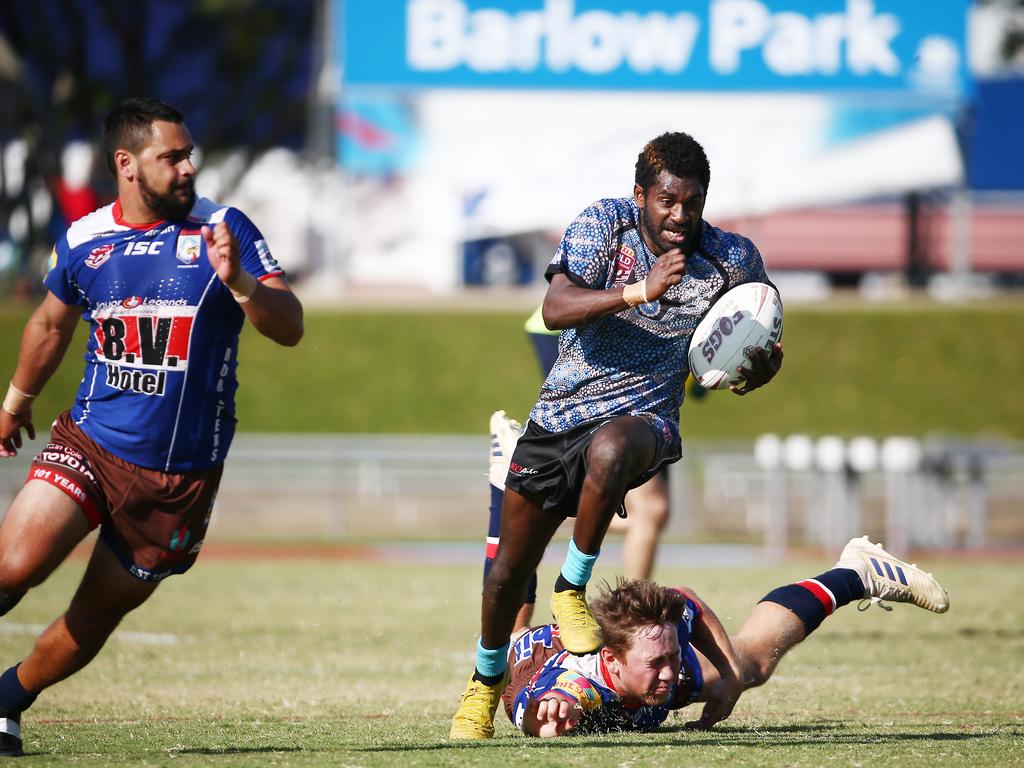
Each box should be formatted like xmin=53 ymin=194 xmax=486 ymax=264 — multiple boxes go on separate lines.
xmin=693 ymin=602 xmax=807 ymax=695
xmin=0 ymin=481 xmax=92 ymax=614
xmin=17 ymin=537 xmax=159 ymax=694
xmin=512 ymin=603 xmax=535 ymax=638
xmin=481 ymin=489 xmax=562 ymax=649
xmin=619 ymin=471 xmax=669 ymax=580
xmin=570 ymin=417 xmax=657 ymax=556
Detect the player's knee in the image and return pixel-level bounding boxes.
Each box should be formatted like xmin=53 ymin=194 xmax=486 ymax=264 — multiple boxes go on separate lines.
xmin=0 ymin=552 xmax=47 ymax=595
xmin=646 ymin=498 xmax=670 ymax=531
xmin=483 ymin=559 xmax=530 ymax=594
xmin=742 ymin=652 xmax=776 ymax=688
xmin=586 ymin=435 xmax=633 ymax=490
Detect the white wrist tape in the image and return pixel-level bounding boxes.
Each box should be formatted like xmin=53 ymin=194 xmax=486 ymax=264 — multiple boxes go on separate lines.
xmin=3 ymin=381 xmax=36 ymax=416
xmin=226 ymin=271 xmax=258 ymax=303
xmin=622 ymin=278 xmax=648 ymax=307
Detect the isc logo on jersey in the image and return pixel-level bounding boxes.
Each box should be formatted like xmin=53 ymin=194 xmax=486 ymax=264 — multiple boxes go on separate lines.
xmin=92 ymin=303 xmax=197 ymax=396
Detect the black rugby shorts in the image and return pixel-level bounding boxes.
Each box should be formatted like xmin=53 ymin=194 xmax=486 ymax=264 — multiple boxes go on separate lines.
xmin=503 ymin=415 xmax=680 ymax=518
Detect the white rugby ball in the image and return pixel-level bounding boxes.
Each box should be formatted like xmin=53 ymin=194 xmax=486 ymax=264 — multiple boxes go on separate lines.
xmin=688 ymin=282 xmax=783 ymax=390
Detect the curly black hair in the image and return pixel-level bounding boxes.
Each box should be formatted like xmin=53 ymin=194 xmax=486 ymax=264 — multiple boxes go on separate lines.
xmin=102 ymin=97 xmax=185 ymax=177
xmin=634 ymin=132 xmax=711 ymax=193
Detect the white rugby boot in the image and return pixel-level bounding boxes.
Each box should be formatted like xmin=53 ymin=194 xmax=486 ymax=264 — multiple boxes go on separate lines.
xmin=837 ymin=535 xmax=950 ymax=613
xmin=488 ymin=410 xmax=524 ymax=488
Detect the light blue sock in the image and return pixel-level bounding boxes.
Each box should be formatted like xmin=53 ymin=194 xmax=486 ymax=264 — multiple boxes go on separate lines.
xmin=475 ymin=639 xmax=509 ymax=678
xmin=560 ymin=538 xmax=599 ymax=587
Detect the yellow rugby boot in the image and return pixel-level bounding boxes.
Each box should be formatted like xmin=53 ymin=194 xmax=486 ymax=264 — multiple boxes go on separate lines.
xmin=449 ymin=671 xmax=509 ymax=740
xmin=838 ymin=536 xmax=950 ymax=613
xmin=550 ymin=588 xmax=602 ymax=654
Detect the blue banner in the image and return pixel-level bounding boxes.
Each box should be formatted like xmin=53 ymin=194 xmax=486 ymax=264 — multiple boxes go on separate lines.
xmin=340 ymin=0 xmax=969 ymax=97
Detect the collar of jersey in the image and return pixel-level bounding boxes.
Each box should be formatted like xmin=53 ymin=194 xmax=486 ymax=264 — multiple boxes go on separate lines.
xmin=113 ymin=198 xmax=166 ymax=231
xmin=598 ymin=653 xmax=620 ymax=695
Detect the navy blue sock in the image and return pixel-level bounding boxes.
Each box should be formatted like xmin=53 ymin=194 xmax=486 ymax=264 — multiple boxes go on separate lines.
xmin=0 ymin=665 xmax=36 ymax=714
xmin=483 ymin=484 xmax=537 ymax=605
xmin=760 ymin=568 xmax=865 ymax=635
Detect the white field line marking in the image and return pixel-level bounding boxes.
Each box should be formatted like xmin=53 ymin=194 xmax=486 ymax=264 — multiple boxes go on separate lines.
xmin=0 ymin=623 xmax=179 ymax=645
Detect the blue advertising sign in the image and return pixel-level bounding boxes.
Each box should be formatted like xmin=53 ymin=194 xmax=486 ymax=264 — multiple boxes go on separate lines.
xmin=340 ymin=0 xmax=969 ymax=97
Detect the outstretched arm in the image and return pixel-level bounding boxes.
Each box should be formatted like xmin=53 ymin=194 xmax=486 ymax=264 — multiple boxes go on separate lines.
xmin=203 ymin=222 xmax=304 ymax=347
xmin=679 ymin=587 xmax=745 ymax=729
xmin=523 ymin=695 xmax=584 ymax=737
xmin=0 ymin=293 xmax=83 ymax=457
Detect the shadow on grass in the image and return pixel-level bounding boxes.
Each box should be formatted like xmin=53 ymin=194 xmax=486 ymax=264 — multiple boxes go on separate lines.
xmin=175 ymin=746 xmax=307 ymax=756
xmin=353 ymin=723 xmax=1004 ymax=753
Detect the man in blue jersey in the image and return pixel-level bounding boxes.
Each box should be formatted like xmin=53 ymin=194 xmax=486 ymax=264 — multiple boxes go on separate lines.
xmin=0 ymin=97 xmax=303 ymax=756
xmin=505 ymin=537 xmax=948 ymax=737
xmin=452 ymin=132 xmax=784 ymax=739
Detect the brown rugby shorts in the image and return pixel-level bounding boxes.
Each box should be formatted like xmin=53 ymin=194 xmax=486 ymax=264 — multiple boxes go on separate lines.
xmin=28 ymin=411 xmax=223 ymax=582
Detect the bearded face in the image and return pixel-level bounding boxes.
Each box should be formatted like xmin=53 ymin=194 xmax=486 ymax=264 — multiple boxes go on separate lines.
xmin=137 ymin=164 xmax=195 ymax=221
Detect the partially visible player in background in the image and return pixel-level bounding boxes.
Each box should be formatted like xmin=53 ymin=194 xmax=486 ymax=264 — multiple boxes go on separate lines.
xmin=452 ymin=131 xmax=784 ymax=739
xmin=0 ymin=97 xmax=303 ymax=756
xmin=506 ymin=537 xmax=949 ymax=737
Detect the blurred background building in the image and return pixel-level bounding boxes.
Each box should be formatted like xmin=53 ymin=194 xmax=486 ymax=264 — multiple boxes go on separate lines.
xmin=1 ymin=1 xmax=1022 ymax=553
xmin=1 ymin=0 xmax=1022 ymax=301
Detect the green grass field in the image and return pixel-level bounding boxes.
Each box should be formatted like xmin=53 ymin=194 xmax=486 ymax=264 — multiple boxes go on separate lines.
xmin=1 ymin=301 xmax=1023 ymax=439
xmin=2 ymin=550 xmax=1020 ymax=766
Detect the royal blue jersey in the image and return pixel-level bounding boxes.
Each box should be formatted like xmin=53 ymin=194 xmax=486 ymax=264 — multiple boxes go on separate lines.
xmin=505 ymin=595 xmax=701 ymax=734
xmin=43 ymin=197 xmax=284 ymax=472
xmin=530 ymin=198 xmax=771 ymax=437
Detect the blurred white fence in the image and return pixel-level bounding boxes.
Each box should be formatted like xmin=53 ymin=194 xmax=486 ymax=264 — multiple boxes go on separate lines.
xmin=1 ymin=433 xmax=1021 ymax=554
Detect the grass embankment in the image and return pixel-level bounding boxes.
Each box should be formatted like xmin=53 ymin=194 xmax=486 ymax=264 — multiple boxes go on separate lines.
xmin=1 ymin=303 xmax=1020 ymax=439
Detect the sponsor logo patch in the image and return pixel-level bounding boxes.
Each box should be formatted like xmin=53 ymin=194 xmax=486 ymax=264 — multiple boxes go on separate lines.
xmin=176 ymin=230 xmax=202 ymax=265
xmin=92 ymin=303 xmax=198 ymax=396
xmin=85 ymin=243 xmax=114 ymax=269
xmin=612 ymin=244 xmax=636 ymax=286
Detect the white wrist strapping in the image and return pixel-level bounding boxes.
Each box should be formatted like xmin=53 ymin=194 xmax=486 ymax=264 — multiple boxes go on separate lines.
xmin=3 ymin=381 xmax=36 ymax=416
xmin=226 ymin=271 xmax=258 ymax=303
xmin=622 ymin=278 xmax=649 ymax=307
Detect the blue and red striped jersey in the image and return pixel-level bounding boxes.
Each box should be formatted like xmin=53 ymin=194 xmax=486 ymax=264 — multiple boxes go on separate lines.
xmin=44 ymin=197 xmax=284 ymax=472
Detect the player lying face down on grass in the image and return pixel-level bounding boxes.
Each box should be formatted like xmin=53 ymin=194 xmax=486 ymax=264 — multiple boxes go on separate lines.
xmin=451 ymin=131 xmax=784 ymax=739
xmin=0 ymin=97 xmax=303 ymax=757
xmin=504 ymin=537 xmax=948 ymax=737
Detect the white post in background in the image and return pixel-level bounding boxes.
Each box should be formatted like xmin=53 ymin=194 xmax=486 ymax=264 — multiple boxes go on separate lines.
xmin=754 ymin=434 xmax=786 ymax=560
xmin=783 ymin=434 xmax=815 ymax=544
xmin=846 ymin=436 xmax=878 ymax=538
xmin=881 ymin=437 xmax=923 ymax=553
xmin=815 ymin=436 xmax=849 ymax=550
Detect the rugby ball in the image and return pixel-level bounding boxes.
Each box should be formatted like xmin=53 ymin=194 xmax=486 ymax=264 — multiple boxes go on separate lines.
xmin=688 ymin=282 xmax=783 ymax=390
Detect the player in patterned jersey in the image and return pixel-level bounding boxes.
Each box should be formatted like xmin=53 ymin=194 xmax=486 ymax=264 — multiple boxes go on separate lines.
xmin=504 ymin=537 xmax=949 ymax=737
xmin=0 ymin=97 xmax=303 ymax=756
xmin=452 ymin=132 xmax=784 ymax=739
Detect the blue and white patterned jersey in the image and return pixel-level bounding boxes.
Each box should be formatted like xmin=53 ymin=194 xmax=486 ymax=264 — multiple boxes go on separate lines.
xmin=529 ymin=197 xmax=771 ymax=435
xmin=504 ymin=595 xmax=702 ymax=734
xmin=43 ymin=197 xmax=284 ymax=472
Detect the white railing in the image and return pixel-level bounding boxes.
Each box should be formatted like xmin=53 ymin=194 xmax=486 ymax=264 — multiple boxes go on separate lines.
xmin=1 ymin=433 xmax=1020 ymax=555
